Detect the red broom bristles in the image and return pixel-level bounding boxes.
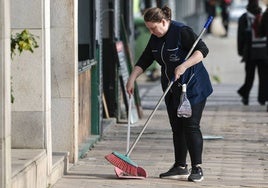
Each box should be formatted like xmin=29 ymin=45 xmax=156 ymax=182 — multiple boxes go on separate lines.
xmin=105 ymin=152 xmax=138 ymax=176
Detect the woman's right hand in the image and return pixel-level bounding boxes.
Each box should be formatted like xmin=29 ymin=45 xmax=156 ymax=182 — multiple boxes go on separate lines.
xmin=126 ymin=79 xmax=135 ymax=95
xmin=126 ymin=66 xmax=144 ymax=96
xmin=126 ymin=66 xmax=143 ymax=95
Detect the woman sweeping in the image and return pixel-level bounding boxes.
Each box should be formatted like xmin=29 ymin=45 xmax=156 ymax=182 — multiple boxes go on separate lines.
xmin=126 ymin=5 xmax=213 ymax=182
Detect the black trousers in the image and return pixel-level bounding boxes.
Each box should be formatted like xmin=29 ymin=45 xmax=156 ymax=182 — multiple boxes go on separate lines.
xmin=238 ymin=59 xmax=268 ymax=103
xmin=165 ymin=93 xmax=206 ymax=167
xmin=258 ymin=61 xmax=268 ymax=102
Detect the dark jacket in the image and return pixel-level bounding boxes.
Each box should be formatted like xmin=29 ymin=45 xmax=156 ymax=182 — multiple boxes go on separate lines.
xmin=260 ymin=8 xmax=268 ymax=55
xmin=136 ymin=20 xmax=213 ymax=105
xmin=238 ymin=12 xmax=252 ymax=61
xmin=238 ymin=12 xmax=268 ymax=61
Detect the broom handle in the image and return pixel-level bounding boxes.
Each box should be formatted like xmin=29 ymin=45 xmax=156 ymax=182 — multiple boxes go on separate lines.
xmin=185 ymin=16 xmax=213 ymax=60
xmin=126 ymin=80 xmax=174 ymax=156
xmin=126 ymin=95 xmax=132 ymax=153
xmin=126 ymin=16 xmax=213 ymax=157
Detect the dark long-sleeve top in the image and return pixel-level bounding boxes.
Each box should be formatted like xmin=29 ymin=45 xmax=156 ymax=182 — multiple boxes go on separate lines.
xmin=260 ymin=8 xmax=268 ymax=55
xmin=238 ymin=11 xmax=268 ymax=60
xmin=135 ymin=20 xmax=213 ymax=105
xmin=237 ymin=12 xmax=252 ymax=58
xmin=260 ymin=8 xmax=268 ymax=37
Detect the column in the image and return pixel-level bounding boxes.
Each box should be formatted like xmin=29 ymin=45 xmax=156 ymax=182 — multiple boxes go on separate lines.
xmin=0 ymin=0 xmax=12 ymax=187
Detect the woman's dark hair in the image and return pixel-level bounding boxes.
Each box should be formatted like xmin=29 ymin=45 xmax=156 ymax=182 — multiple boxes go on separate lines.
xmin=143 ymin=5 xmax=171 ymax=22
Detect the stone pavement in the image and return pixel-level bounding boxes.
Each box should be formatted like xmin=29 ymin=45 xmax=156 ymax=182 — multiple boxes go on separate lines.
xmin=52 ymin=23 xmax=268 ymax=188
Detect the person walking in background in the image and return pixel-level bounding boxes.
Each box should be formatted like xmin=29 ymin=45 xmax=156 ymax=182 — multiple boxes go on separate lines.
xmin=220 ymin=0 xmax=232 ymax=37
xmin=237 ymin=0 xmax=268 ymax=105
xmin=259 ymin=0 xmax=268 ymax=110
xmin=205 ymin=0 xmax=217 ymax=33
xmin=126 ymin=5 xmax=213 ymax=182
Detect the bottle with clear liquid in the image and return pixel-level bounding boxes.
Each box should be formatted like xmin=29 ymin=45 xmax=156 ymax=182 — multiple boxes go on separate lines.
xmin=177 ymin=84 xmax=192 ymax=118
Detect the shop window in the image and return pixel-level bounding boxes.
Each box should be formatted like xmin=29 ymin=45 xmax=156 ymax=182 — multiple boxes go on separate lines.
xmin=78 ymin=0 xmax=96 ymax=72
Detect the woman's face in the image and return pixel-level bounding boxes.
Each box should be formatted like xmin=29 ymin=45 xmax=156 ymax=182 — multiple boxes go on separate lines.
xmin=145 ymin=19 xmax=170 ymax=38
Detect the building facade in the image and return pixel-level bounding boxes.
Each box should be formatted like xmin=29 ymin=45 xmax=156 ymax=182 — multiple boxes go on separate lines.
xmin=0 ymin=0 xmax=206 ymax=187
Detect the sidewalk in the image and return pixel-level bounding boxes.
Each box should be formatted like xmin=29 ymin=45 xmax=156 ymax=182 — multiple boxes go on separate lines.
xmin=52 ymin=23 xmax=268 ymax=188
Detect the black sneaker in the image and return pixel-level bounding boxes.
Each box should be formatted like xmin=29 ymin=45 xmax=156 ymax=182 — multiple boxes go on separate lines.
xmin=237 ymin=91 xmax=248 ymax=105
xmin=188 ymin=166 xmax=204 ymax=182
xmin=159 ymin=164 xmax=189 ymax=180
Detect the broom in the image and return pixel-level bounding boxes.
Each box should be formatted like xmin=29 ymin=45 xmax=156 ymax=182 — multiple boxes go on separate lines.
xmin=105 ymin=16 xmax=214 ymax=176
xmin=114 ymin=95 xmax=147 ymax=178
xmin=106 ymin=95 xmax=140 ymax=176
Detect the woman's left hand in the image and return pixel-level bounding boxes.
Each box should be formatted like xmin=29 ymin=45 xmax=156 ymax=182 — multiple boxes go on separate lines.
xmin=174 ymin=64 xmax=187 ymax=81
xmin=174 ymin=51 xmax=204 ymax=81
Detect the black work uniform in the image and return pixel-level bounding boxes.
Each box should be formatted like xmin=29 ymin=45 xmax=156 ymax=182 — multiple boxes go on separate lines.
xmin=237 ymin=12 xmax=268 ymax=104
xmin=136 ymin=20 xmax=213 ymax=167
xmin=260 ymin=8 xmax=268 ymax=104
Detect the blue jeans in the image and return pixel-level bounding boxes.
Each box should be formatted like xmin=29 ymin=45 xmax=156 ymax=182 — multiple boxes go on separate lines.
xmin=165 ymin=93 xmax=206 ymax=167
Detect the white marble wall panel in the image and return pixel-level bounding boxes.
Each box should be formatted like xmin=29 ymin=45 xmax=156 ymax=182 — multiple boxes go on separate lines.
xmin=11 ymin=150 xmax=47 ymax=188
xmin=11 ymin=163 xmax=36 ymax=188
xmin=11 ymin=112 xmax=44 ymax=148
xmin=51 ymin=99 xmax=73 ymax=152
xmin=50 ymin=0 xmax=78 ymax=163
xmin=51 ymin=0 xmax=74 ymax=28
xmin=1 ymin=0 xmax=12 ymax=187
xmin=0 ymin=13 xmax=3 ymax=144
xmin=11 ymin=30 xmax=43 ymax=112
xmin=36 ymin=154 xmax=47 ymax=188
xmin=11 ymin=0 xmax=42 ymax=28
xmin=51 ymin=28 xmax=75 ymax=98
